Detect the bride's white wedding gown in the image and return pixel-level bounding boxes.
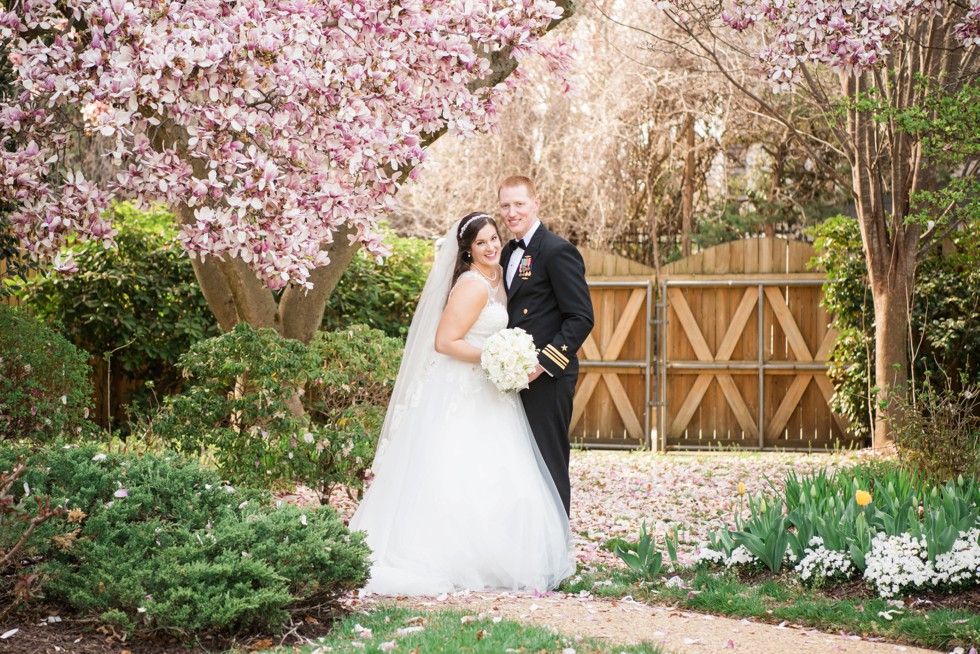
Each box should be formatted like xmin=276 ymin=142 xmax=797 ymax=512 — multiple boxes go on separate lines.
xmin=349 ymin=271 xmax=575 ymax=595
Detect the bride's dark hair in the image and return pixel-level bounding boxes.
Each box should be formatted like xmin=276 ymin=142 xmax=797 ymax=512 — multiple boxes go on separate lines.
xmin=451 ymin=212 xmax=498 ymax=287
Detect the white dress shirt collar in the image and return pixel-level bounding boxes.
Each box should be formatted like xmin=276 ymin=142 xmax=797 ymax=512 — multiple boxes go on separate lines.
xmin=517 ymin=220 xmax=542 ymax=247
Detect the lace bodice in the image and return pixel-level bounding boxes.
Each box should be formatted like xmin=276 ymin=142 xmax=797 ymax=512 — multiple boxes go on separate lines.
xmin=453 ymin=270 xmax=508 ymax=348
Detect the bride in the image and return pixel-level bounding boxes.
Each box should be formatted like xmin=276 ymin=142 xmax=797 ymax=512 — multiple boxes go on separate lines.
xmin=349 ymin=212 xmax=575 ymax=595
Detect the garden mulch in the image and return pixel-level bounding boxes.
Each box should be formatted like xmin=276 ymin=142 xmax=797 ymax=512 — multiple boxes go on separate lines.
xmin=0 ymin=605 xmax=342 ymax=654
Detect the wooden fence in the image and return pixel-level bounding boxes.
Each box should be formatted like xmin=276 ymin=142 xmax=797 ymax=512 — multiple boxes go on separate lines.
xmin=571 ymin=239 xmax=864 ymax=451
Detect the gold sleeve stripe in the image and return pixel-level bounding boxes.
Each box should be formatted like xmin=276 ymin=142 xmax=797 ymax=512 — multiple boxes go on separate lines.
xmin=541 ymin=348 xmax=568 ymax=370
xmin=544 ymin=344 xmax=569 ymax=365
xmin=544 ymin=343 xmax=568 ymax=363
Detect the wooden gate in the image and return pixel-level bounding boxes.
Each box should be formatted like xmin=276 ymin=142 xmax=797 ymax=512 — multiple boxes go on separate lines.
xmin=569 ymin=280 xmax=652 ymax=449
xmin=658 ymin=239 xmax=860 ymax=450
xmin=573 ymin=240 xmax=862 ymax=451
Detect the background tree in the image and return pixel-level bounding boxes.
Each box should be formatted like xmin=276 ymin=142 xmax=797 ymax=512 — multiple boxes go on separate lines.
xmin=395 ymin=1 xmax=846 ymax=266
xmin=0 ymin=0 xmax=573 ymax=343
xmin=640 ymin=0 xmax=980 ymax=445
xmin=22 ymin=203 xmax=220 ymax=428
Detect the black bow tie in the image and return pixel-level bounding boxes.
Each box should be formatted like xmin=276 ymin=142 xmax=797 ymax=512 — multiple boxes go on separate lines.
xmin=511 ymin=238 xmax=528 ymax=250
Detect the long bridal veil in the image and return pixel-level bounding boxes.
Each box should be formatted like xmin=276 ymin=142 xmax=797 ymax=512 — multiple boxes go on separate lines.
xmin=369 ymin=219 xmax=460 ymax=474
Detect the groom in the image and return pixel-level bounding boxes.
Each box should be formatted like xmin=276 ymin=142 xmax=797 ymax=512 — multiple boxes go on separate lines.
xmin=499 ymin=175 xmax=594 ymax=516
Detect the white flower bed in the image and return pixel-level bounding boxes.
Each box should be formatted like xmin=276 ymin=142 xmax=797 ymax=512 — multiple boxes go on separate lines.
xmin=692 ymin=545 xmax=726 ymax=566
xmin=726 ymin=545 xmax=758 ymax=567
xmin=864 ymin=528 xmax=980 ymax=598
xmin=794 ymin=537 xmax=854 ymax=585
xmin=701 ymin=528 xmax=980 ymax=598
xmin=936 ymin=529 xmax=980 ymax=585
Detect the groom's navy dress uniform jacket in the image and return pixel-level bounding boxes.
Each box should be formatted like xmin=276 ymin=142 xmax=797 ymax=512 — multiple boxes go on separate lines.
xmin=502 ymin=224 xmax=594 ymax=515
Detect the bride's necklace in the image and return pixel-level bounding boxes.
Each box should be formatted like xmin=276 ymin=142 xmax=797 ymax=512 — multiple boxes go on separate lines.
xmin=472 ymin=264 xmax=498 ymax=283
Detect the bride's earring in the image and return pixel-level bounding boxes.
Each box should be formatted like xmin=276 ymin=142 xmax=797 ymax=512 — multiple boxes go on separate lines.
xmin=463 ymin=251 xmax=472 ymax=261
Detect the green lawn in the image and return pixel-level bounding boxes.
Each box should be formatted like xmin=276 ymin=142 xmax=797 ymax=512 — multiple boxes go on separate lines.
xmin=275 ymin=606 xmax=667 ymax=654
xmin=563 ymin=564 xmax=980 ymax=651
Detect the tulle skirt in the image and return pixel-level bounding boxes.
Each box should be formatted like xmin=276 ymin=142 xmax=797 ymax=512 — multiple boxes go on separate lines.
xmin=349 ymin=354 xmax=575 ymax=595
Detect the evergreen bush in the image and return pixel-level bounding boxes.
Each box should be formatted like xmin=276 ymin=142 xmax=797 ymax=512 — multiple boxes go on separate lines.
xmin=1 ymin=444 xmax=370 ymax=635
xmin=322 ymin=229 xmax=432 ymax=338
xmin=0 ymin=305 xmax=94 ymax=443
xmin=0 ymin=451 xmax=65 ymax=616
xmin=306 ymin=325 xmax=402 ymax=500
xmin=151 ymin=323 xmax=323 ymax=490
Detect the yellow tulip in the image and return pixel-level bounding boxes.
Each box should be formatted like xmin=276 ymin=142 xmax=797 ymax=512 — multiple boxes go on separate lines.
xmin=737 ymin=482 xmax=746 ymax=496
xmin=856 ymin=490 xmax=872 ymax=506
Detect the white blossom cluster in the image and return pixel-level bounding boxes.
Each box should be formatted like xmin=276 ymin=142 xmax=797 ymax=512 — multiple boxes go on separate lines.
xmin=864 ymin=529 xmax=980 ymax=598
xmin=794 ymin=537 xmax=854 ymax=585
xmin=935 ymin=528 xmax=980 ymax=587
xmin=726 ymin=545 xmax=758 ymax=567
xmin=692 ymin=543 xmax=727 ymax=565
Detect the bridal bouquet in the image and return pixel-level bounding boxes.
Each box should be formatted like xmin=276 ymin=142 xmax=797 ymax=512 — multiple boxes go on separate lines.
xmin=480 ymin=328 xmax=538 ymax=393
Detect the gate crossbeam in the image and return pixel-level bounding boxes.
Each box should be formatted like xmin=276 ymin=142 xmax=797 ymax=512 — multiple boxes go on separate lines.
xmin=665 ymin=286 xmax=760 ymax=440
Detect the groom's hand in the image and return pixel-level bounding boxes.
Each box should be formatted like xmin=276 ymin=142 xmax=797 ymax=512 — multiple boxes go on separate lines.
xmin=527 ymin=364 xmax=545 ymax=383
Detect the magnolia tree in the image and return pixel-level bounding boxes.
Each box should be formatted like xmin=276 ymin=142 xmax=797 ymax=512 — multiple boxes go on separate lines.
xmin=647 ymin=0 xmax=980 ymax=445
xmin=0 ymin=0 xmax=573 ymax=342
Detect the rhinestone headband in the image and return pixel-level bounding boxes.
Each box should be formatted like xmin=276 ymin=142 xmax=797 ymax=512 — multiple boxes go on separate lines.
xmin=458 ymin=213 xmax=492 ymax=238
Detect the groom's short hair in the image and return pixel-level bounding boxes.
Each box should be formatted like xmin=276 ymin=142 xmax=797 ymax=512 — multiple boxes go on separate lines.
xmin=498 ymin=175 xmax=537 ymax=199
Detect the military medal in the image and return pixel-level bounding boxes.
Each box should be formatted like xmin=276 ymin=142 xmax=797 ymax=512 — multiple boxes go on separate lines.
xmin=518 ymin=255 xmax=532 ymax=280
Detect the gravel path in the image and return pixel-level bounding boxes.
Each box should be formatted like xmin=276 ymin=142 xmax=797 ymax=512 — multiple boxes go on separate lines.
xmin=377 ymin=591 xmax=943 ymax=653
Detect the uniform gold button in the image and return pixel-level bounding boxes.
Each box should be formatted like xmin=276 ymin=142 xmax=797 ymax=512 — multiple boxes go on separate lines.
xmin=523 ymin=308 xmax=528 ymax=314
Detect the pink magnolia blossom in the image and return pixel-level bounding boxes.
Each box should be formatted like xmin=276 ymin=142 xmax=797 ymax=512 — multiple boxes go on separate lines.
xmin=672 ymin=0 xmax=980 ymax=90
xmin=956 ymin=5 xmax=980 ymax=46
xmin=1 ymin=0 xmax=570 ymax=289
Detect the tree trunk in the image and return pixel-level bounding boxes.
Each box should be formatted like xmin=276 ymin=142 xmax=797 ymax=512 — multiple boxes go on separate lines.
xmin=847 ymin=88 xmax=913 ymax=448
xmin=172 ymin=205 xmax=357 ymax=419
xmin=845 ymin=60 xmax=930 ymax=447
xmin=279 ymin=224 xmax=360 ymax=343
xmin=681 ymin=114 xmax=695 ymax=256
xmin=870 ymin=274 xmax=914 ymax=447
xmin=173 ymin=202 xmax=280 ymax=333
xmin=844 ymin=10 xmax=957 ymax=446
